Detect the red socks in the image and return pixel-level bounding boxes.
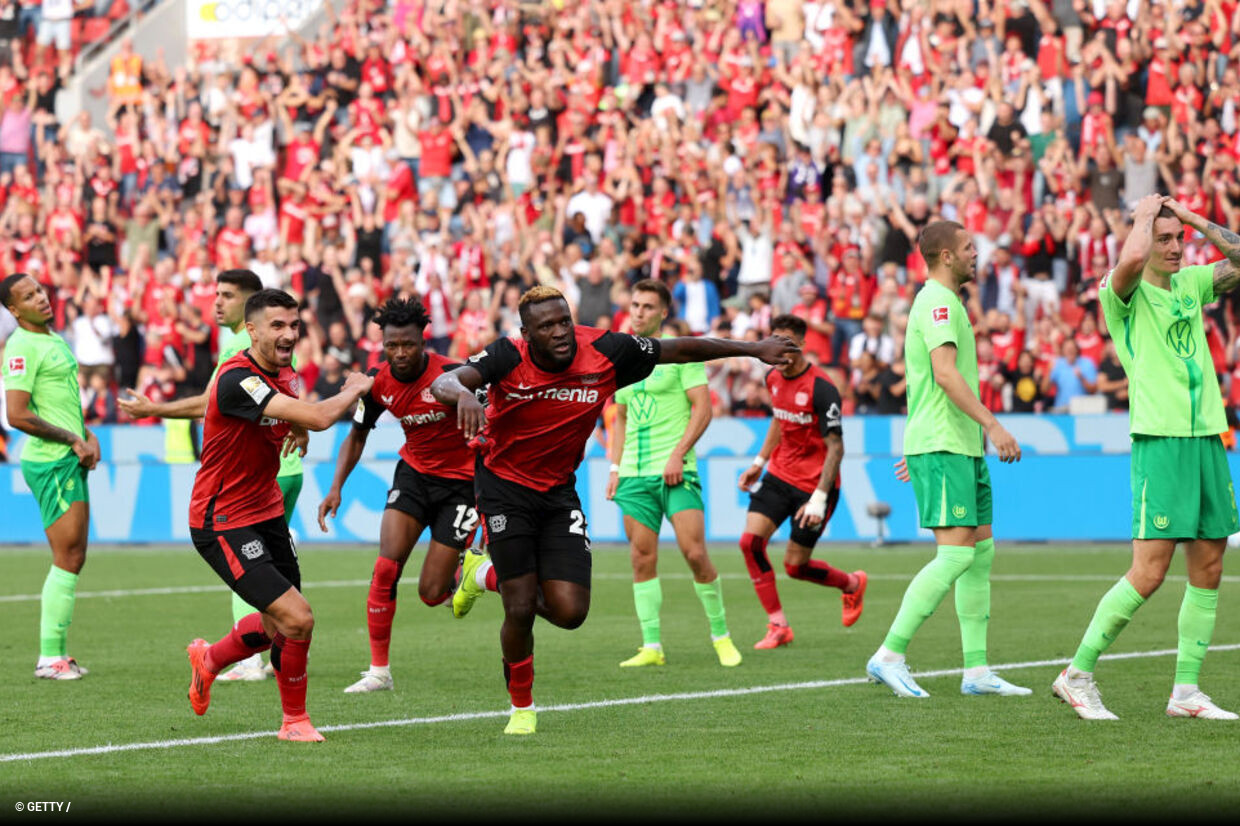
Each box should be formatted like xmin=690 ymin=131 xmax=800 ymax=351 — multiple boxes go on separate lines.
xmin=785 ymin=559 xmax=852 ymax=590
xmin=205 ymin=612 xmax=271 ymax=673
xmin=271 ymin=633 xmax=311 ymax=722
xmin=485 ymin=564 xmax=498 ymax=592
xmin=368 ymin=557 xmax=402 ymax=667
xmin=504 ymin=655 xmax=534 ymax=708
xmin=740 ymin=532 xmax=784 ymax=617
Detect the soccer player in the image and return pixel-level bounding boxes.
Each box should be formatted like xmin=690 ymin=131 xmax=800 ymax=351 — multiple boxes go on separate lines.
xmin=431 ymin=286 xmax=797 ymax=735
xmin=119 ymin=269 xmax=305 ymax=682
xmin=605 ymin=280 xmax=741 ymax=669
xmin=317 ymin=296 xmax=495 ymax=693
xmin=865 ymin=221 xmax=1030 ymax=699
xmin=1053 ymin=196 xmax=1240 ymax=720
xmin=184 ymin=289 xmax=372 ymax=742
xmin=2 ymin=273 xmax=101 ymax=680
xmin=735 ymin=314 xmax=862 ymax=650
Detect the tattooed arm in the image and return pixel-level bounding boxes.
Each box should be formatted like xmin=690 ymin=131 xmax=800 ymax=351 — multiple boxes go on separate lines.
xmin=1164 ymin=199 xmax=1240 ymax=293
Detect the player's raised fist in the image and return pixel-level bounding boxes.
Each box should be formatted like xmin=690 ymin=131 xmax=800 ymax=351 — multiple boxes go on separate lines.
xmin=753 ymin=335 xmax=800 ymax=367
xmin=342 ymin=371 xmax=375 ymax=395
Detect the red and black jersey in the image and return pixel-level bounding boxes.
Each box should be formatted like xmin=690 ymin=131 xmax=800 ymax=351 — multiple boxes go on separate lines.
xmin=353 ymin=353 xmax=474 ymax=481
xmin=470 ymin=326 xmax=661 ymax=491
xmin=190 ymin=351 xmax=298 ymax=530
xmin=766 ymin=365 xmax=844 ymax=494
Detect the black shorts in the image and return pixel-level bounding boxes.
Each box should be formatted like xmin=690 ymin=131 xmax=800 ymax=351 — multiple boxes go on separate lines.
xmin=748 ymin=472 xmax=839 ymax=549
xmin=474 ymin=459 xmax=592 ymax=588
xmin=386 ymin=461 xmax=478 ymax=549
xmin=191 ymin=515 xmax=299 ymax=612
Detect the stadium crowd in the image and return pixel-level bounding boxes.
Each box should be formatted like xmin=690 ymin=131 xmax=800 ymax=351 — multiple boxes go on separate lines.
xmin=3 ymin=0 xmax=1240 ymax=440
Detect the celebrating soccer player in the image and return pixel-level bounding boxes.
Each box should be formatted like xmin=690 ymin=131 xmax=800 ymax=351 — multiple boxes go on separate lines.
xmin=2 ymin=273 xmax=101 ymax=680
xmin=605 ymin=280 xmax=742 ymax=669
xmin=735 ymin=314 xmax=863 ymax=650
xmin=431 ymin=286 xmax=797 ymax=735
xmin=119 ymin=269 xmax=306 ymax=683
xmin=184 ymin=289 xmax=372 ymax=742
xmin=866 ymin=221 xmax=1030 ymax=699
xmin=317 ymin=296 xmax=496 ymax=694
xmin=1053 ymin=195 xmax=1240 ymax=720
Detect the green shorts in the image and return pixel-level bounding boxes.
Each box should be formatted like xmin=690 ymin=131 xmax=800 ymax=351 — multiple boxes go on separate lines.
xmin=22 ymin=452 xmax=89 ymax=530
xmin=906 ymin=452 xmax=992 ymax=529
xmin=1131 ymin=435 xmax=1238 ymax=540
xmin=613 ymin=472 xmax=704 ymax=533
xmin=277 ymin=473 xmax=303 ymax=524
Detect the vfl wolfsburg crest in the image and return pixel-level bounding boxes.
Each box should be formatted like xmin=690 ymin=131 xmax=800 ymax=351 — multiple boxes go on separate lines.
xmin=1153 ymin=514 xmax=1170 ymax=530
xmin=952 ymin=505 xmax=967 ymax=519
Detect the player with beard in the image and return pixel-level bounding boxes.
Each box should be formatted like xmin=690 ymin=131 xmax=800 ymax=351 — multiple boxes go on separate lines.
xmin=317 ymin=296 xmax=496 ymax=694
xmin=184 ymin=289 xmax=372 ymax=741
xmin=431 ymin=286 xmax=798 ymax=735
xmin=867 ymin=222 xmax=1029 ymax=700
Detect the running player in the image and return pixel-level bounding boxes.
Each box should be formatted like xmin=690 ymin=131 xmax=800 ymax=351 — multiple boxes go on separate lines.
xmin=866 ymin=221 xmax=1030 ymax=699
xmin=735 ymin=314 xmax=863 ymax=650
xmin=1054 ymin=196 xmax=1240 ymax=720
xmin=119 ymin=269 xmax=304 ymax=682
xmin=431 ymin=286 xmax=796 ymax=735
xmin=184 ymin=289 xmax=372 ymax=742
xmin=605 ymin=280 xmax=741 ymax=669
xmin=317 ymin=296 xmax=495 ymax=693
xmin=2 ymin=273 xmax=101 ymax=680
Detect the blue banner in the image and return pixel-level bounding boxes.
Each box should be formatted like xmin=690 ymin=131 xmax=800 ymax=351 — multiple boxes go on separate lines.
xmin=0 ymin=415 xmax=1217 ymax=544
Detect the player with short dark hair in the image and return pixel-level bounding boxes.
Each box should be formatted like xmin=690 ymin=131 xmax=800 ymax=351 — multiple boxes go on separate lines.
xmin=606 ymin=280 xmax=741 ymax=669
xmin=866 ymin=221 xmax=1028 ymax=699
xmin=431 ymin=286 xmax=797 ymax=735
xmin=736 ymin=313 xmax=863 ymax=650
xmin=119 ymin=268 xmax=303 ymax=682
xmin=1054 ymin=196 xmax=1240 ymax=720
xmin=317 ymin=296 xmax=495 ymax=694
xmin=2 ymin=273 xmax=101 ymax=680
xmin=184 ymin=288 xmax=373 ymax=742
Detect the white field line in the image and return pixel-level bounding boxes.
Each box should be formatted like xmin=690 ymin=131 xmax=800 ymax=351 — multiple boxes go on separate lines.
xmin=2 ymin=644 xmax=1238 ymax=764
xmin=2 ymin=573 xmax=1238 ymax=604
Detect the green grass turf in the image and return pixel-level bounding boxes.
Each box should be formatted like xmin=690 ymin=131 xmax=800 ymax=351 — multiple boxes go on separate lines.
xmin=1 ymin=542 xmax=1239 ymax=818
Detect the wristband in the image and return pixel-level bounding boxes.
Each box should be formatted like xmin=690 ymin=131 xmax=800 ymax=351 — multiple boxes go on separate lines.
xmin=609 ymin=463 xmax=620 ymax=473
xmin=806 ymin=489 xmax=828 ymax=519
xmin=752 ymin=456 xmax=766 ymax=468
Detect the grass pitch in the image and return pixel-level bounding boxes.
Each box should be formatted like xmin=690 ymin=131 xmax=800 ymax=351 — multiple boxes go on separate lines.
xmin=1 ymin=541 xmax=1239 ymax=819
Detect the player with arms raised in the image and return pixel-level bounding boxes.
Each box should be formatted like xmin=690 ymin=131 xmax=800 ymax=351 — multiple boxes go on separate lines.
xmin=119 ymin=269 xmax=306 ymax=683
xmin=184 ymin=289 xmax=372 ymax=741
xmin=317 ymin=296 xmax=495 ymax=694
xmin=866 ymin=221 xmax=1030 ymax=699
xmin=735 ymin=314 xmax=864 ymax=649
xmin=606 ymin=279 xmax=741 ymax=669
xmin=2 ymin=273 xmax=101 ymax=680
xmin=1054 ymin=195 xmax=1240 ymax=720
xmin=431 ymin=286 xmax=797 ymax=735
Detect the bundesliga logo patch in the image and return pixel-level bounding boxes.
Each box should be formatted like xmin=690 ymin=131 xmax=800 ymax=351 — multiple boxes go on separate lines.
xmin=7 ymin=356 xmax=25 ymax=375
xmin=932 ymin=306 xmax=950 ymax=327
xmin=240 ymin=375 xmax=272 ymax=405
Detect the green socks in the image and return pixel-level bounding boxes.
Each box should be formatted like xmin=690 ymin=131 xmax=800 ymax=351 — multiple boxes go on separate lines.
xmin=40 ymin=565 xmax=79 ymax=658
xmin=231 ymin=591 xmax=253 ymax=625
xmin=883 ymin=545 xmax=975 ymax=655
xmin=1071 ymin=577 xmax=1146 ymax=673
xmin=1175 ymin=585 xmax=1218 ymax=686
xmin=632 ymin=578 xmax=663 ymax=647
xmin=693 ymin=577 xmax=729 ymax=638
xmin=955 ymin=537 xmax=994 ymax=668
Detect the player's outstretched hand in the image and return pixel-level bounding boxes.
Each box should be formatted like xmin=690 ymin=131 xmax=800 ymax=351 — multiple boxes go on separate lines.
xmin=893 ymin=457 xmax=910 ymax=483
xmin=753 ymin=335 xmax=800 ymax=367
xmin=317 ymin=490 xmax=342 ymax=533
xmin=117 ymin=388 xmax=154 ymax=419
xmin=738 ymin=464 xmax=762 ymax=492
xmin=986 ymin=421 xmax=1022 ymax=463
xmin=342 ymin=370 xmax=375 ymax=397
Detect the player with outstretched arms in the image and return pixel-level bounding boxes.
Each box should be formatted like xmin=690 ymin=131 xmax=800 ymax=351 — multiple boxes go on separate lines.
xmin=431 ymin=286 xmax=797 ymax=735
xmin=317 ymin=296 xmax=496 ymax=694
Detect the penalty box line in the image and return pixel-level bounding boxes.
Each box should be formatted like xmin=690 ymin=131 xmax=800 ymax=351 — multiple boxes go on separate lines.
xmin=3 ymin=644 xmax=1238 ymax=764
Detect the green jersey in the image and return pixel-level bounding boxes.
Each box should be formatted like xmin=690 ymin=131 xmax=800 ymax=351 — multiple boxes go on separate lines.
xmin=614 ymin=344 xmax=708 ymax=477
xmin=211 ymin=327 xmax=304 ymax=476
xmin=903 ymin=278 xmax=983 ymax=457
xmin=1099 ymin=264 xmax=1226 ymax=437
xmin=2 ymin=327 xmax=85 ymax=463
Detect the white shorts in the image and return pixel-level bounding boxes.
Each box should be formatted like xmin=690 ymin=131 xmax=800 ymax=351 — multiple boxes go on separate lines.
xmin=37 ymin=19 xmax=72 ymax=50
